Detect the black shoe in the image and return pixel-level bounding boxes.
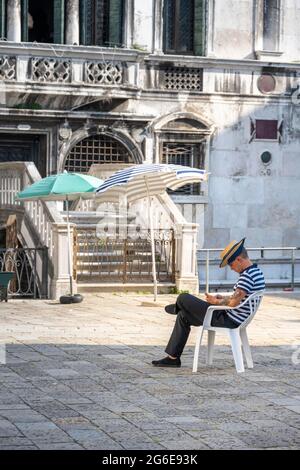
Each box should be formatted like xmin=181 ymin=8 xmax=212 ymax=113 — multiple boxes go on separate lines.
xmin=152 ymin=356 xmax=181 ymax=367
xmin=165 ymin=303 xmax=176 ymax=315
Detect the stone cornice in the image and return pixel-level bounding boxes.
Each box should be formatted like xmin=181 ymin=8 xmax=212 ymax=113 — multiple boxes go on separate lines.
xmin=0 ymin=41 xmax=147 ymax=62
xmin=146 ymin=54 xmax=300 ymax=72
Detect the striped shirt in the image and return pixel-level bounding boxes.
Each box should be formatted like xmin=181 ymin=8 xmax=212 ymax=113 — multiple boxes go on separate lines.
xmin=226 ymin=264 xmax=265 ymax=325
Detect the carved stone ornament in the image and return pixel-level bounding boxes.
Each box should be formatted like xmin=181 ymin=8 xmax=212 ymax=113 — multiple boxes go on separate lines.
xmin=31 ymin=58 xmax=71 ymax=83
xmin=59 ymin=124 xmax=72 ymax=141
xmin=85 ymin=61 xmax=123 ymax=85
xmin=0 ymin=56 xmax=16 ymax=81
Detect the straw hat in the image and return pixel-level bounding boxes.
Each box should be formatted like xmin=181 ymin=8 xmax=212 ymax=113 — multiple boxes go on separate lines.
xmin=219 ymin=238 xmax=246 ymax=268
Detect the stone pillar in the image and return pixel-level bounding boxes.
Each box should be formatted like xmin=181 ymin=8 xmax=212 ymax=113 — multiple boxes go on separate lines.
xmin=133 ymin=0 xmax=153 ymax=52
xmin=50 ymin=223 xmax=77 ymax=299
xmin=65 ymin=0 xmax=80 ymax=45
xmin=6 ymin=0 xmax=21 ymax=42
xmin=123 ymin=0 xmax=134 ymax=48
xmin=153 ymin=0 xmax=163 ymax=53
xmin=176 ymin=223 xmax=199 ymax=294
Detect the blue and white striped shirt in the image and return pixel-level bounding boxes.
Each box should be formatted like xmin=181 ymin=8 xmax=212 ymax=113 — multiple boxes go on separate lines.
xmin=226 ymin=264 xmax=265 ymax=325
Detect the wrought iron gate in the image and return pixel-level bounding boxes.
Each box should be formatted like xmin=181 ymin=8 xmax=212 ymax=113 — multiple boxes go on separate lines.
xmin=0 ymin=247 xmax=48 ymax=299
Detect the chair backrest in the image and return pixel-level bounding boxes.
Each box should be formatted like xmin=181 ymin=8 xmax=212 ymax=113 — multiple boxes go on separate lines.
xmin=239 ymin=290 xmax=265 ymax=329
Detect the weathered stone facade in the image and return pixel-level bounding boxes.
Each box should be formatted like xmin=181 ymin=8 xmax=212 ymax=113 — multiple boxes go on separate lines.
xmin=0 ymin=0 xmax=299 ymax=288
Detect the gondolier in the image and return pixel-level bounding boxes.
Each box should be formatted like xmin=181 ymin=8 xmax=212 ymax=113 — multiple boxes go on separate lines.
xmin=152 ymin=238 xmax=265 ymax=367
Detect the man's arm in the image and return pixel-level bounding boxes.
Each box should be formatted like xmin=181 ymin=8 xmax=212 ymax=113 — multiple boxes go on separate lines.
xmin=205 ymin=288 xmax=247 ymax=308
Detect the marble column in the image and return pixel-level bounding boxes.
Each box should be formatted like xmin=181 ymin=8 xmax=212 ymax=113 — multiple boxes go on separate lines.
xmin=65 ymin=0 xmax=80 ymax=45
xmin=6 ymin=0 xmax=21 ymax=42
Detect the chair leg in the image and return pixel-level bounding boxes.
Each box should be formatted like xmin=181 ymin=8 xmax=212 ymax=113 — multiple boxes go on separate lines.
xmin=207 ymin=330 xmax=216 ymax=365
xmin=192 ymin=326 xmax=204 ymax=373
xmin=228 ymin=329 xmax=245 ymax=373
xmin=240 ymin=328 xmax=253 ymax=368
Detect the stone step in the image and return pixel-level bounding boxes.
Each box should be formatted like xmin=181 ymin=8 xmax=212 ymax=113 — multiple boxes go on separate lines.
xmin=76 ymin=282 xmax=175 ymax=293
xmin=76 ymin=266 xmax=170 ymax=274
xmin=76 ymin=251 xmax=154 ymax=259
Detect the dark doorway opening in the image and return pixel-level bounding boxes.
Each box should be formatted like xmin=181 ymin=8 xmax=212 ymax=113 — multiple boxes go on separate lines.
xmin=0 ymin=133 xmax=47 ymax=177
xmin=28 ymin=0 xmax=54 ymax=43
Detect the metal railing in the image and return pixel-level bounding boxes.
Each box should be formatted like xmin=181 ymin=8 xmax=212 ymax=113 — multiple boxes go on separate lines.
xmin=0 ymin=247 xmax=48 ymax=299
xmin=75 ymin=228 xmax=175 ymax=284
xmin=197 ymin=246 xmax=300 ymax=292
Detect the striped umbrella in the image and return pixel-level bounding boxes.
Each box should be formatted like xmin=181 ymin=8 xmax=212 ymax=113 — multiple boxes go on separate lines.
xmin=96 ymin=164 xmax=207 ymax=203
xmin=95 ymin=164 xmax=208 ymax=300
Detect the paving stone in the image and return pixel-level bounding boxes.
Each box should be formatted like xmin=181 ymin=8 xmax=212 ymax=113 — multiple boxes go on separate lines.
xmin=15 ymin=422 xmax=73 ymax=443
xmin=0 ymin=420 xmax=23 ymax=438
xmin=44 ymin=368 xmax=80 ymax=379
xmin=82 ymin=440 xmax=124 ymax=450
xmin=36 ymin=442 xmax=84 ymax=450
xmin=32 ymin=403 xmax=82 ymax=419
xmin=159 ymin=439 xmax=209 ymax=450
xmin=0 ymin=437 xmax=34 ymax=447
xmin=0 ymin=293 xmax=300 ymax=449
xmin=121 ymin=442 xmax=166 ymax=450
xmin=0 ymin=410 xmax=49 ymax=423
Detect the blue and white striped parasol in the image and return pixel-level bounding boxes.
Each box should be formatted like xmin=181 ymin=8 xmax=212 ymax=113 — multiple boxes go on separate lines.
xmin=95 ymin=164 xmax=208 ymax=301
xmin=95 ymin=164 xmax=208 ymax=203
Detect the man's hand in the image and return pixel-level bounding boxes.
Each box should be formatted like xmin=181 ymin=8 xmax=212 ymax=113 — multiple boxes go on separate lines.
xmin=205 ymin=293 xmax=223 ymax=304
xmin=205 ymin=288 xmax=247 ymax=307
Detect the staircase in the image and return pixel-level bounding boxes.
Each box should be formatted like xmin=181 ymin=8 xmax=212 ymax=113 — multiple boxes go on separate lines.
xmin=0 ymin=162 xmax=200 ymax=298
xmin=65 ymin=210 xmax=175 ymax=288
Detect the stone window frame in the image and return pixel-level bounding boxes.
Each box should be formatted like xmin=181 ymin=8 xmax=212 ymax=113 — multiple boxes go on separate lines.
xmin=254 ymin=0 xmax=283 ymax=55
xmin=150 ymin=114 xmax=213 ymax=203
xmin=0 ymin=0 xmax=6 ymax=39
xmin=59 ymin=124 xmax=144 ymax=173
xmin=249 ymin=118 xmax=283 ymax=143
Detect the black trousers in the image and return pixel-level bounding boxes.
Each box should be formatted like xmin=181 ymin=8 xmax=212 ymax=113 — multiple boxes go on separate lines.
xmin=165 ymin=293 xmax=238 ymax=358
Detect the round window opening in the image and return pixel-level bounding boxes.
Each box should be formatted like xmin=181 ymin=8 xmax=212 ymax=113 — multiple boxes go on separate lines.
xmin=257 ymin=73 xmax=276 ymax=93
xmin=260 ymin=151 xmax=272 ymax=165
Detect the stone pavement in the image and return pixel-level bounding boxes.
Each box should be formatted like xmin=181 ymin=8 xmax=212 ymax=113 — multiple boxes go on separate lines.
xmin=0 ymin=291 xmax=300 ymax=450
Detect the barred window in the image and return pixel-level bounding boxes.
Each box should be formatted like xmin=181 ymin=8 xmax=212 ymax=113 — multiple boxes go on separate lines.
xmin=65 ymin=134 xmax=133 ymax=173
xmin=161 ymin=142 xmax=205 ymax=195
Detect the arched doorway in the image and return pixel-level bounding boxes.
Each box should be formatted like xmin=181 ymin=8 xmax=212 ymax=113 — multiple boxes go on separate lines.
xmin=64 ymin=133 xmax=135 ymax=173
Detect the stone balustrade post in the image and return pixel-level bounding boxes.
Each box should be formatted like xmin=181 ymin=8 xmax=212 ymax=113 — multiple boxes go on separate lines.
xmin=176 ymin=223 xmax=199 ymax=294
xmin=50 ymin=223 xmax=77 ymax=299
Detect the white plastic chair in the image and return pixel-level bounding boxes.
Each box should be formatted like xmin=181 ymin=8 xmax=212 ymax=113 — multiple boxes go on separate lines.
xmin=192 ymin=290 xmax=264 ymax=374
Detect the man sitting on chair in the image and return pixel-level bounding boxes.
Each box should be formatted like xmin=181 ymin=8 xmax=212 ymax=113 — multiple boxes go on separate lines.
xmin=152 ymin=238 xmax=265 ymax=368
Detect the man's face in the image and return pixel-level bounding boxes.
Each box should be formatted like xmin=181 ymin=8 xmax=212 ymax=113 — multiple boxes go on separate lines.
xmin=228 ymin=257 xmax=241 ymax=273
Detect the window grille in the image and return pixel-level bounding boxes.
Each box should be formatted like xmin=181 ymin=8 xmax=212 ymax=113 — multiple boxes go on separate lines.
xmin=65 ymin=134 xmax=133 ymax=173
xmin=163 ymin=67 xmax=203 ymax=91
xmin=162 ymin=143 xmax=205 ymax=195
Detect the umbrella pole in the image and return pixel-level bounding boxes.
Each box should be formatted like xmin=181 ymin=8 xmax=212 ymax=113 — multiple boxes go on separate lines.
xmin=144 ymin=178 xmax=157 ymax=302
xmin=66 ymin=195 xmax=73 ymax=296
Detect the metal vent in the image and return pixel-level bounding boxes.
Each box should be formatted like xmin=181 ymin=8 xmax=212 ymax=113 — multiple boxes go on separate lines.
xmin=163 ymin=67 xmax=203 ymax=91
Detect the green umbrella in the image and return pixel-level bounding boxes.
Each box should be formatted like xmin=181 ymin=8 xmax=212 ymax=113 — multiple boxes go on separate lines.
xmin=17 ymin=172 xmax=102 ymax=201
xmin=16 ymin=172 xmax=103 ymax=298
